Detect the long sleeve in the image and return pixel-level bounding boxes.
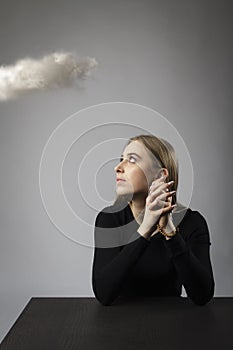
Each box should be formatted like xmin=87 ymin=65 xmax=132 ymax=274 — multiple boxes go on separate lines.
xmin=92 ymin=210 xmax=150 ymax=306
xmin=163 ymin=211 xmax=215 ymax=306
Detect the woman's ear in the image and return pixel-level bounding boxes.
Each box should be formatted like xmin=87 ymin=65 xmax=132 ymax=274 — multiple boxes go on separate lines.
xmin=160 ymin=168 xmax=169 ymax=181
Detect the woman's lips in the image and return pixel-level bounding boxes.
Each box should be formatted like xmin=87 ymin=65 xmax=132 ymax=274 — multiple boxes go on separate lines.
xmin=116 ymin=179 xmax=125 ymax=182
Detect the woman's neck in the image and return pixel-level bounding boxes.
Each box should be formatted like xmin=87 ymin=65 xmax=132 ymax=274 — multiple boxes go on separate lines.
xmin=128 ymin=199 xmax=145 ymax=224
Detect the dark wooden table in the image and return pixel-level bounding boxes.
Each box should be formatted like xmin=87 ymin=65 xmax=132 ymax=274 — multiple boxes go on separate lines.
xmin=0 ymin=297 xmax=232 ymax=350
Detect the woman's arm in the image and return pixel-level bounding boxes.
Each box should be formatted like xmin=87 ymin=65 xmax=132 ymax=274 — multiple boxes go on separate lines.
xmin=163 ymin=211 xmax=215 ymax=305
xmin=92 ymin=210 xmax=150 ymax=306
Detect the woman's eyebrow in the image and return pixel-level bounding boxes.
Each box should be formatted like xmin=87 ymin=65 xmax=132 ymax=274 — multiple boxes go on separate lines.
xmin=120 ymin=152 xmax=142 ymax=159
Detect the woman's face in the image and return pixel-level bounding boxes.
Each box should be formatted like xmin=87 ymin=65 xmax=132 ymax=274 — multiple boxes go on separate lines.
xmin=114 ymin=140 xmax=161 ymax=200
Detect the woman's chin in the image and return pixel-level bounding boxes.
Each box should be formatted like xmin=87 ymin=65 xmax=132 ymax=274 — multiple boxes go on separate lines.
xmin=116 ymin=192 xmax=133 ymax=201
xmin=116 ymin=188 xmax=131 ymax=194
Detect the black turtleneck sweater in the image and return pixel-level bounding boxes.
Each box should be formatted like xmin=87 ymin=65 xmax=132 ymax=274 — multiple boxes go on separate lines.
xmin=92 ymin=203 xmax=215 ymax=306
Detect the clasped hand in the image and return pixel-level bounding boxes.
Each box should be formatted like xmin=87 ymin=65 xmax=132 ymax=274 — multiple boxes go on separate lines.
xmin=141 ymin=176 xmax=176 ymax=237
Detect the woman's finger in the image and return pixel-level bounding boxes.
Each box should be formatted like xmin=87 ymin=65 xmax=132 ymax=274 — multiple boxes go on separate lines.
xmin=149 ymin=190 xmax=176 ymax=203
xmin=149 ymin=184 xmax=173 ymax=199
xmin=161 ymin=203 xmax=176 ymax=214
xmin=167 ymin=195 xmax=173 ymax=203
xmin=149 ymin=181 xmax=174 ymax=198
xmin=148 ymin=197 xmax=170 ymax=210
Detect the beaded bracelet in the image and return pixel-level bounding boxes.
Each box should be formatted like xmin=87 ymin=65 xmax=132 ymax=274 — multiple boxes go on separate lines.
xmin=156 ymin=224 xmax=179 ymax=238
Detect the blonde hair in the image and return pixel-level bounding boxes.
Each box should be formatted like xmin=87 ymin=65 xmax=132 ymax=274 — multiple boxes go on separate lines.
xmin=113 ymin=134 xmax=180 ymax=207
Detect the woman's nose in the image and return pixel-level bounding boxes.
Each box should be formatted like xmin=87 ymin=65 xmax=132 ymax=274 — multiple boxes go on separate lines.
xmin=114 ymin=159 xmax=125 ymax=172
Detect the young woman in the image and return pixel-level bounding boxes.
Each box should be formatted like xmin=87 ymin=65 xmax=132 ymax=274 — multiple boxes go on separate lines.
xmin=92 ymin=134 xmax=215 ymax=306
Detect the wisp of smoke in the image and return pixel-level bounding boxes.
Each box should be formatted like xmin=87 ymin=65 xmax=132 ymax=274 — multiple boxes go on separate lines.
xmin=0 ymin=52 xmax=98 ymax=100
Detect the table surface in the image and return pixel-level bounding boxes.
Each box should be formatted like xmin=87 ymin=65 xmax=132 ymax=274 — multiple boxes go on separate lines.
xmin=0 ymin=297 xmax=233 ymax=350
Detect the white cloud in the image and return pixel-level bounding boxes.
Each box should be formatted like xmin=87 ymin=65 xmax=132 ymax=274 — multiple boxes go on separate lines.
xmin=0 ymin=52 xmax=98 ymax=100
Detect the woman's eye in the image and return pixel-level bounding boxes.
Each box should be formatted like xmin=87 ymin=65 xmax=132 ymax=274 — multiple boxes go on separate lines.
xmin=129 ymin=156 xmax=136 ymax=163
xmin=119 ymin=156 xmax=136 ymax=163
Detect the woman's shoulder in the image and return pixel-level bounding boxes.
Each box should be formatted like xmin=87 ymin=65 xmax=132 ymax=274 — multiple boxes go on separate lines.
xmin=96 ymin=203 xmax=126 ymax=215
xmin=94 ymin=204 xmax=127 ymax=228
xmin=173 ymin=203 xmax=207 ymax=222
xmin=179 ymin=206 xmax=208 ymax=226
xmin=173 ymin=204 xmax=210 ymax=241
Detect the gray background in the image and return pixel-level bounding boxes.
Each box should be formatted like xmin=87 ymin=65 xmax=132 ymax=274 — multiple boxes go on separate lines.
xmin=0 ymin=0 xmax=232 ymax=342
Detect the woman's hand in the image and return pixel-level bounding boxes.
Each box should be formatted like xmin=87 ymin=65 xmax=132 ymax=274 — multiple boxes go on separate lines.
xmin=140 ymin=177 xmax=176 ymax=236
xmin=158 ymin=194 xmax=174 ymax=228
xmin=157 ymin=194 xmax=177 ymax=239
